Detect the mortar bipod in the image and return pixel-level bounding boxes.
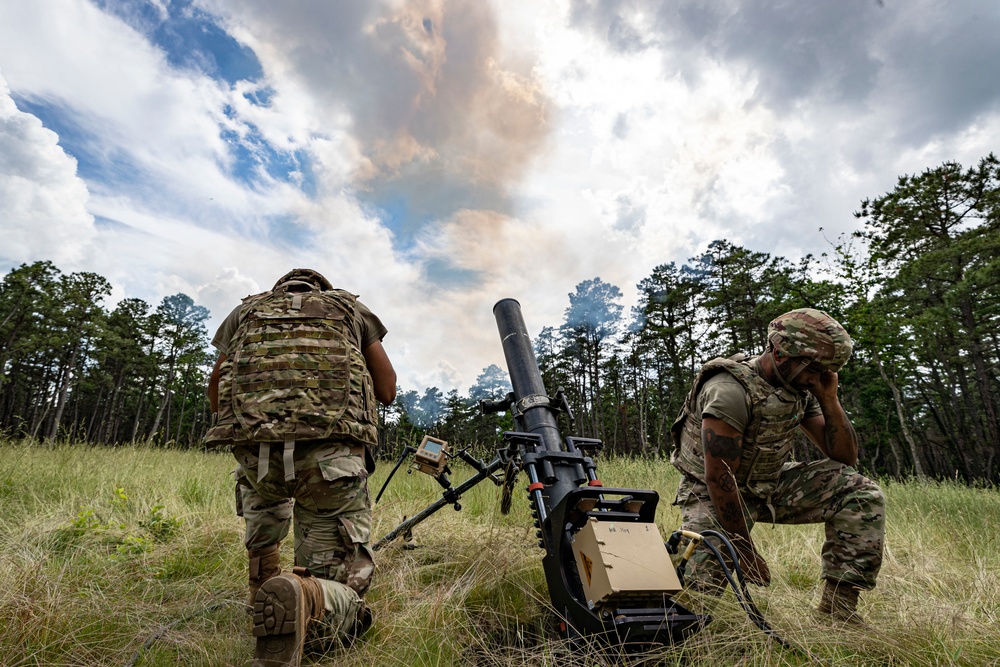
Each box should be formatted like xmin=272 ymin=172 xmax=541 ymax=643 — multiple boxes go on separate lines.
xmin=372 ymin=440 xmax=516 ymax=551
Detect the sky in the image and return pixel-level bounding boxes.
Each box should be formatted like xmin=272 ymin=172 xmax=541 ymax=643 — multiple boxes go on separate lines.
xmin=1 ymin=0 xmax=998 ymax=394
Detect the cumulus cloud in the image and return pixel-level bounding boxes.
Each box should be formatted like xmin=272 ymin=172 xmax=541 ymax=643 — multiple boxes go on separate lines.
xmin=0 ymin=73 xmax=96 ymax=267
xmin=194 ymin=267 xmax=261 ymax=316
xmin=561 ymin=0 xmax=1000 ymax=262
xmin=203 ymin=0 xmax=551 ymax=239
xmin=0 ymin=2 xmax=405 ymax=329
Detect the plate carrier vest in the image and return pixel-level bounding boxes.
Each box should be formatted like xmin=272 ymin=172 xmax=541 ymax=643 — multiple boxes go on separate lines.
xmin=205 ymin=275 xmax=378 ymax=481
xmin=670 ymin=355 xmax=810 ymax=497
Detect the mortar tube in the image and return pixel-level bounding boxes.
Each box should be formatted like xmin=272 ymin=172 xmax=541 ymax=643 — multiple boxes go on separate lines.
xmin=493 ymin=298 xmax=579 ymax=508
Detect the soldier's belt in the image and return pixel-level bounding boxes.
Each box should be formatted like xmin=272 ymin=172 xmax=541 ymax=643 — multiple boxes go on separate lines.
xmin=257 ymin=439 xmax=366 ymax=483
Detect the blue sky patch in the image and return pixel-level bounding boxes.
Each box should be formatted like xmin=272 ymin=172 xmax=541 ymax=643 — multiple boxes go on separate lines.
xmin=218 ymin=120 xmax=316 ymax=196
xmin=264 ymin=214 xmax=316 ymax=250
xmin=422 ymin=258 xmax=483 ymax=289
xmin=359 ymin=198 xmax=483 ymax=287
xmin=243 ymin=86 xmax=275 ymax=108
xmin=12 ymin=94 xmax=146 ymax=189
xmin=369 ymin=195 xmax=417 ymax=238
xmin=93 ymin=0 xmax=263 ymax=86
xmin=359 ymin=172 xmax=508 ymax=255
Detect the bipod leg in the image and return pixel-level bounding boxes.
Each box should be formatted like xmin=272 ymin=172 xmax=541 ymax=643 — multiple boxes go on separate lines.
xmin=374 ymin=445 xmax=415 ymax=504
xmin=373 ymin=454 xmax=506 ymax=551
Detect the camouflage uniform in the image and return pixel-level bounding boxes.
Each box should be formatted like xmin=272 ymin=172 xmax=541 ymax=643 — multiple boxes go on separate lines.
xmin=671 ymin=308 xmax=885 ymax=592
xmin=207 ymin=269 xmax=387 ymax=646
xmin=675 ymin=460 xmax=885 ymax=589
xmin=234 ymin=440 xmax=374 ymax=640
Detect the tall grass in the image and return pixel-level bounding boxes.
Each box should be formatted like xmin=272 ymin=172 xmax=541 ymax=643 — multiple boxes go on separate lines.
xmin=1 ymin=439 xmax=997 ymax=666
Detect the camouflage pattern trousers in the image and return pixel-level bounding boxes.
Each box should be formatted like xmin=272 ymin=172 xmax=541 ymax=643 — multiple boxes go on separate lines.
xmin=674 ymin=458 xmax=885 ymax=590
xmin=233 ymin=440 xmax=375 ymax=642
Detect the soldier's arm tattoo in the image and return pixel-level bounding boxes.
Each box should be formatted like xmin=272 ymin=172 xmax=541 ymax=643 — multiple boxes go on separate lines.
xmin=704 ymin=428 xmax=742 ymax=460
xmin=720 ymin=500 xmax=742 ymax=524
xmin=818 ymin=412 xmax=859 ymax=465
xmin=824 ymin=423 xmax=838 ymax=452
xmin=718 ymin=469 xmax=737 ymax=493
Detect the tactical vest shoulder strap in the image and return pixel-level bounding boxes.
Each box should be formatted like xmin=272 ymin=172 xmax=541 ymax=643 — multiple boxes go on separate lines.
xmin=238 ymin=289 xmax=269 ymax=312
xmin=673 ymin=355 xmax=763 ymax=441
xmin=709 ymin=356 xmax=766 ymax=445
xmin=672 ymin=355 xmax=746 ymax=447
xmin=689 ymin=355 xmax=755 ymax=412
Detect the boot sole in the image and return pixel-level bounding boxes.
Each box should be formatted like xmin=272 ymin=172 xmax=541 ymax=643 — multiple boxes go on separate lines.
xmin=252 ymin=575 xmax=306 ymax=667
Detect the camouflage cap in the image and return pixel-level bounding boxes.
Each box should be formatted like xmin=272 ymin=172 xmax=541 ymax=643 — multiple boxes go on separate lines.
xmin=767 ymin=308 xmax=853 ymax=372
xmin=273 ymin=268 xmax=333 ymax=292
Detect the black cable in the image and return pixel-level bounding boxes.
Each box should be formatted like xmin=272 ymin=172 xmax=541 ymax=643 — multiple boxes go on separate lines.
xmin=697 ymin=530 xmax=792 ymax=649
xmin=697 ymin=530 xmax=828 ymax=663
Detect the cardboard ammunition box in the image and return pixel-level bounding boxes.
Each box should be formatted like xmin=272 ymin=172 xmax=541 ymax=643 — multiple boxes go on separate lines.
xmin=571 ymin=517 xmax=682 ymax=609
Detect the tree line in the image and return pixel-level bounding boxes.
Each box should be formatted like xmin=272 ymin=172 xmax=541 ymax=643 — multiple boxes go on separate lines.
xmin=0 ymin=263 xmax=212 ymax=447
xmin=1 ymin=155 xmax=997 ymax=482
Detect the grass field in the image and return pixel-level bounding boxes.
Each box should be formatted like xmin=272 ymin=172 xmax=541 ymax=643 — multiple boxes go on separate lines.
xmin=1 ymin=439 xmax=998 ymax=666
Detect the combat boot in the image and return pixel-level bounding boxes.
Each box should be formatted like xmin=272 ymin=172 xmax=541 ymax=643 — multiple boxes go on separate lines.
xmin=816 ymin=579 xmax=864 ymax=624
xmin=248 ymin=543 xmax=282 ymax=611
xmin=348 ymin=600 xmax=373 ymax=644
xmin=251 ymin=567 xmax=325 ymax=667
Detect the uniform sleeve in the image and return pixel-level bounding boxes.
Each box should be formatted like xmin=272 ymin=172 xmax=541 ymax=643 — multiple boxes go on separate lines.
xmin=696 ymin=373 xmax=752 ymax=434
xmin=210 ymin=305 xmax=243 ymax=356
xmin=355 ymin=299 xmax=388 ymax=349
xmin=803 ymin=392 xmax=823 ymax=419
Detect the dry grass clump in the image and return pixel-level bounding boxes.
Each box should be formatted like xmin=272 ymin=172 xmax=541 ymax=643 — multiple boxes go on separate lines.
xmin=0 ymin=440 xmax=997 ymax=666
